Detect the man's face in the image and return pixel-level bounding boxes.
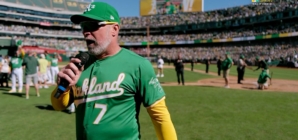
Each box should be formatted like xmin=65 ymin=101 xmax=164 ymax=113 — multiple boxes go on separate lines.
xmin=81 ymin=21 xmax=113 ymax=56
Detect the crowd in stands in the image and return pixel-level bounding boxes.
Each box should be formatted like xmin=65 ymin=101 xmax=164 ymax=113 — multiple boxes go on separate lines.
xmin=0 ymin=24 xmax=81 ymax=36
xmin=1 ymin=21 xmax=298 ymax=47
xmin=130 ymin=42 xmax=298 ymax=65
xmin=120 ymin=0 xmax=296 ymax=28
xmin=1 ymin=0 xmax=296 ymax=29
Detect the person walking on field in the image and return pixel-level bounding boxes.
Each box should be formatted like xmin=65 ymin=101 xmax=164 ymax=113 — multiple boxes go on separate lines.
xmin=174 ymin=53 xmax=184 ymax=85
xmin=0 ymin=55 xmax=10 ymax=87
xmin=45 ymin=51 xmax=53 ymax=84
xmin=38 ymin=54 xmax=49 ymax=89
xmin=205 ymin=57 xmax=210 ymax=73
xmin=50 ymin=53 xmax=61 ymax=84
xmin=217 ymin=56 xmax=222 ymax=76
xmin=237 ymin=55 xmax=247 ymax=84
xmin=22 ymin=51 xmax=40 ymax=99
xmin=9 ymin=48 xmax=25 ymax=93
xmin=221 ymin=52 xmax=233 ymax=88
xmin=156 ymin=56 xmax=164 ymax=77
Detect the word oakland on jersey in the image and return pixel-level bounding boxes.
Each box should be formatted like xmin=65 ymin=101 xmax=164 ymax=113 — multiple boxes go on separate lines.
xmin=71 ymin=48 xmax=165 ymax=140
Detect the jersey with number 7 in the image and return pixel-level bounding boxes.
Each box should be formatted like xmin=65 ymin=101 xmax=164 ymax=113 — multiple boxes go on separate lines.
xmin=71 ymin=49 xmax=165 ymax=140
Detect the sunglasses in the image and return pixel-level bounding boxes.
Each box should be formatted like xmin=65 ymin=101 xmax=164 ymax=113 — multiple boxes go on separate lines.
xmin=80 ymin=21 xmax=118 ymax=32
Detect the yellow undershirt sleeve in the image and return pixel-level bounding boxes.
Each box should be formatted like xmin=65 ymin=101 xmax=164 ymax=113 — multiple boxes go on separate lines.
xmin=146 ymin=98 xmax=177 ymax=140
xmin=51 ymin=86 xmax=74 ymax=111
xmin=19 ymin=48 xmax=25 ymax=59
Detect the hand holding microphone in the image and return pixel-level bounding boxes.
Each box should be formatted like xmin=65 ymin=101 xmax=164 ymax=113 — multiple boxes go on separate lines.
xmin=54 ymin=53 xmax=89 ymax=99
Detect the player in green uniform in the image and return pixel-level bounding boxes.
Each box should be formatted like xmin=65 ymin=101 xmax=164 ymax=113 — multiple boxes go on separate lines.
xmin=45 ymin=51 xmax=53 ymax=83
xmin=50 ymin=53 xmax=60 ymax=84
xmin=221 ymin=52 xmax=233 ymax=88
xmin=257 ymin=69 xmax=272 ymax=90
xmin=254 ymin=56 xmax=269 ymax=74
xmin=50 ymin=2 xmax=177 ymax=140
xmin=9 ymin=48 xmax=25 ymax=93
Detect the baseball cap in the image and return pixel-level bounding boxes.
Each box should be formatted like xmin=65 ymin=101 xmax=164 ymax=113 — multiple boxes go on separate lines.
xmin=240 ymin=55 xmax=244 ymax=59
xmin=70 ymin=2 xmax=121 ymax=24
xmin=40 ymin=54 xmax=45 ymax=59
xmin=256 ymin=56 xmax=260 ymax=60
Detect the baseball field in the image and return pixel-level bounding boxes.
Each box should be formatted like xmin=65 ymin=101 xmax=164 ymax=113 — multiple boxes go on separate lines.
xmin=0 ymin=63 xmax=297 ymax=140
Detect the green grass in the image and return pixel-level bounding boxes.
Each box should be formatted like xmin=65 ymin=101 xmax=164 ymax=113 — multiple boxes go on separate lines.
xmin=185 ymin=63 xmax=298 ymax=81
xmin=156 ymin=68 xmax=216 ymax=83
xmin=1 ymin=64 xmax=297 ymax=140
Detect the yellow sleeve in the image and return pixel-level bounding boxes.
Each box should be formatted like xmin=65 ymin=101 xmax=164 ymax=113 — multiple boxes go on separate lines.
xmin=19 ymin=48 xmax=25 ymax=59
xmin=51 ymin=86 xmax=74 ymax=111
xmin=146 ymin=98 xmax=177 ymax=140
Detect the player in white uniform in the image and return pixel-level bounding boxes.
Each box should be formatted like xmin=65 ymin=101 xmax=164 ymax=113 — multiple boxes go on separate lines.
xmin=157 ymin=56 xmax=164 ymax=77
xmin=9 ymin=49 xmax=25 ymax=93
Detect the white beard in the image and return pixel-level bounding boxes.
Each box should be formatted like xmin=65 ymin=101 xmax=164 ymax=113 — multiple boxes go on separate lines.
xmin=88 ymin=29 xmax=112 ymax=56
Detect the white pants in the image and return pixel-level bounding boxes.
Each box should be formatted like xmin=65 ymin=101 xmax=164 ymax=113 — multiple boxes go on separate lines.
xmin=11 ymin=67 xmax=23 ymax=90
xmin=46 ymin=67 xmax=52 ymax=83
xmin=50 ymin=66 xmax=59 ymax=83
xmin=38 ymin=73 xmax=47 ymax=83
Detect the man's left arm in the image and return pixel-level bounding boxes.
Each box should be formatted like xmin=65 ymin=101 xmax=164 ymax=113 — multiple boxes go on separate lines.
xmin=138 ymin=60 xmax=177 ymax=140
xmin=146 ymin=98 xmax=177 ymax=140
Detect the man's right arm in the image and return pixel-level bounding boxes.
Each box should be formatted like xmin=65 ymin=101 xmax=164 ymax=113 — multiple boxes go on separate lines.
xmin=50 ymin=58 xmax=82 ymax=111
xmin=254 ymin=62 xmax=261 ymax=71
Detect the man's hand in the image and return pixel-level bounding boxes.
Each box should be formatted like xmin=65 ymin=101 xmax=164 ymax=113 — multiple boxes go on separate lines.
xmin=57 ymin=58 xmax=84 ymax=86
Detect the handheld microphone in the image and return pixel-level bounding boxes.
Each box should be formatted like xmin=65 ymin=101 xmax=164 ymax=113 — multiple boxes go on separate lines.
xmin=54 ymin=52 xmax=89 ymax=99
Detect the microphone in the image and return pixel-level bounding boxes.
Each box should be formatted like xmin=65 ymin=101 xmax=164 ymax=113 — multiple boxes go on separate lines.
xmin=54 ymin=52 xmax=89 ymax=99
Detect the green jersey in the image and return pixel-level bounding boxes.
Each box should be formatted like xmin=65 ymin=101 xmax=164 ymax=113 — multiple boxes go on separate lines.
xmin=45 ymin=54 xmax=52 ymax=62
xmin=165 ymin=4 xmax=176 ymax=14
xmin=23 ymin=56 xmax=39 ymax=75
xmin=72 ymin=48 xmax=165 ymax=140
xmin=51 ymin=58 xmax=58 ymax=66
xmin=10 ymin=56 xmax=23 ymax=69
xmin=258 ymin=70 xmax=271 ymax=84
xmin=221 ymin=57 xmax=233 ymax=70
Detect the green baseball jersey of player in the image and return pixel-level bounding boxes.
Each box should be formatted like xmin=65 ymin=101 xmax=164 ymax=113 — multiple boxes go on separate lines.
xmin=72 ymin=48 xmax=165 ymax=140
xmin=50 ymin=58 xmax=58 ymax=66
xmin=45 ymin=54 xmax=52 ymax=62
xmin=221 ymin=57 xmax=233 ymax=70
xmin=10 ymin=57 xmax=23 ymax=69
xmin=257 ymin=70 xmax=271 ymax=84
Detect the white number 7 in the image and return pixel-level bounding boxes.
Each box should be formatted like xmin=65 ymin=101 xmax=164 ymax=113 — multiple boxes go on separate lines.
xmin=93 ymin=104 xmax=107 ymax=124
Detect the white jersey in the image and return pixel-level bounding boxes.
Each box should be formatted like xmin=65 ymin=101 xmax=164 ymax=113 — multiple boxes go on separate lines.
xmin=1 ymin=59 xmax=10 ymax=73
xmin=237 ymin=59 xmax=244 ymax=68
xmin=157 ymin=58 xmax=164 ymax=68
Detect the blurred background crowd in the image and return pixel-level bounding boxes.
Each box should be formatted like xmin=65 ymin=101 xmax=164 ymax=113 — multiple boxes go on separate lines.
xmin=120 ymin=0 xmax=296 ymax=28
xmin=0 ymin=21 xmax=298 ymax=47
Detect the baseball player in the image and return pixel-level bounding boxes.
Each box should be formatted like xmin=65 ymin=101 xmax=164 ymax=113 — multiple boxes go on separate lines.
xmin=254 ymin=56 xmax=269 ymax=73
xmin=50 ymin=53 xmax=61 ymax=84
xmin=44 ymin=51 xmax=53 ymax=84
xmin=50 ymin=2 xmax=177 ymax=140
xmin=257 ymin=69 xmax=272 ymax=90
xmin=221 ymin=52 xmax=233 ymax=88
xmin=156 ymin=55 xmax=164 ymax=77
xmin=38 ymin=54 xmax=49 ymax=88
xmin=9 ymin=48 xmax=25 ymax=93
